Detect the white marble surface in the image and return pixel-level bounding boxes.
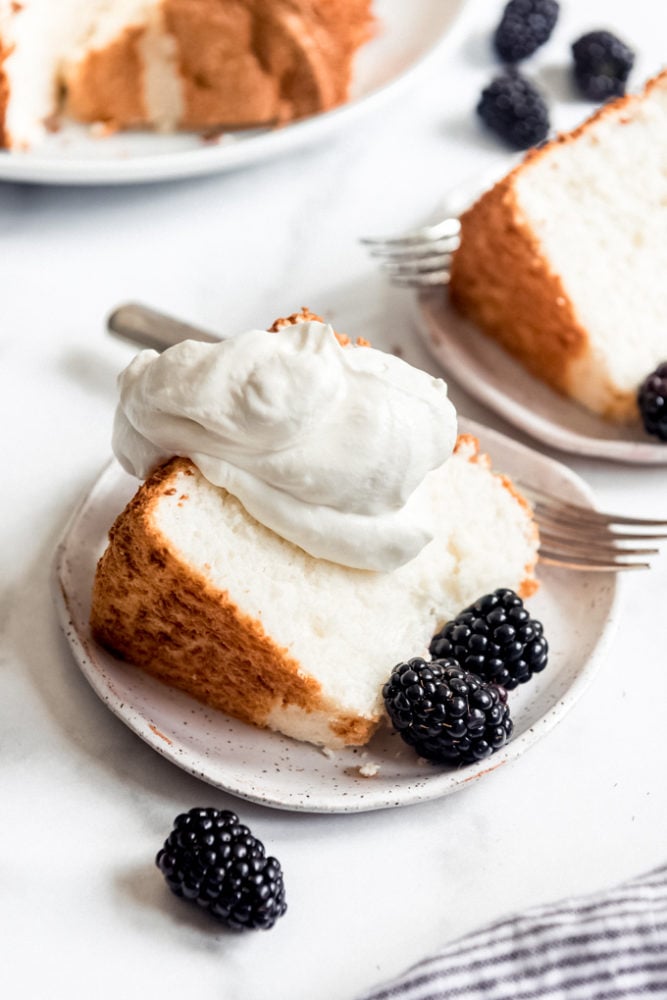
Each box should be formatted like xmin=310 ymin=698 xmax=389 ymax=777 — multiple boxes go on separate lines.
xmin=3 ymin=0 xmax=667 ymax=997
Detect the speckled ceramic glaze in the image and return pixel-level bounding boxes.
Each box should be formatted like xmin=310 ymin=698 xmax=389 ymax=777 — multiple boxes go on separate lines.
xmin=416 ymin=175 xmax=667 ymax=465
xmin=53 ymin=418 xmax=619 ymax=813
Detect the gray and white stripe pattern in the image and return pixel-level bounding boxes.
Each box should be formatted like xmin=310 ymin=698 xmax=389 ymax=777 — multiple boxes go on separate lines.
xmin=360 ymin=863 xmax=667 ymax=1000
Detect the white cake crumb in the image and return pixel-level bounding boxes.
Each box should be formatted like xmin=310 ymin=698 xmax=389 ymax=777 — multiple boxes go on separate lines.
xmin=320 ymin=746 xmax=335 ymax=759
xmin=358 ymin=762 xmax=380 ymax=778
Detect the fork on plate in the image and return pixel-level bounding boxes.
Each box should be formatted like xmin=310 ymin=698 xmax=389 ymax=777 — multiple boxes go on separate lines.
xmin=516 ymin=482 xmax=667 ymax=572
xmin=361 ymin=216 xmax=461 ymax=287
xmin=107 ymin=302 xmax=667 ymax=573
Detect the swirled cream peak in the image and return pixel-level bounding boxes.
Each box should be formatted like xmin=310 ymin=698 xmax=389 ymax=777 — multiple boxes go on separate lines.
xmin=112 ymin=321 xmax=457 ymax=571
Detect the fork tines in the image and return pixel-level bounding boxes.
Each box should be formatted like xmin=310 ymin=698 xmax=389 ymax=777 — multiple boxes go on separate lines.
xmin=362 ymin=216 xmax=461 ymax=288
xmin=517 ymin=482 xmax=667 ymax=572
xmin=538 ymin=533 xmax=658 ymax=572
xmin=361 ymin=219 xmax=461 ymax=288
xmin=360 ymin=216 xmax=461 ymax=247
xmin=525 ymin=484 xmax=667 ymax=529
xmin=380 ymin=261 xmax=454 ymax=287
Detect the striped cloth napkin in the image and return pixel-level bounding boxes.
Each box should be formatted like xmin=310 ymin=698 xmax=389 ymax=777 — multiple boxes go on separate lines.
xmin=359 ymin=862 xmax=667 ymax=1000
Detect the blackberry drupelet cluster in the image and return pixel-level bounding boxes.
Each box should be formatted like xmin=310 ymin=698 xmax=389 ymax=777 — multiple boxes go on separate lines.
xmin=156 ymin=807 xmax=287 ymax=930
xmin=638 ymin=363 xmax=667 ymax=442
xmin=494 ymin=0 xmax=560 ymax=63
xmin=430 ymin=588 xmax=548 ymax=690
xmin=383 ymin=657 xmax=513 ymax=765
xmin=571 ymin=30 xmax=635 ymax=101
xmin=477 ymin=71 xmax=550 ymax=149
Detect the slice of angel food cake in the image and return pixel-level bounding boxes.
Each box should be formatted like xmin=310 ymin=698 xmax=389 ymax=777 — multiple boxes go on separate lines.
xmin=90 ymin=310 xmax=543 ymax=761
xmin=450 ymin=70 xmax=667 ymax=438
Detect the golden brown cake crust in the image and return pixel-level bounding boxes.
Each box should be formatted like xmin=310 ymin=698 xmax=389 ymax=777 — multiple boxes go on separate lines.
xmin=267 ymin=306 xmax=324 ymax=329
xmin=449 ymin=70 xmax=667 ymax=421
xmin=166 ymin=0 xmax=373 ymax=127
xmin=66 ymin=25 xmax=147 ymax=126
xmin=449 ymin=174 xmax=589 ymax=399
xmin=268 ymin=306 xmax=370 ymax=346
xmin=0 ymin=36 xmax=12 ymax=148
xmin=89 ymin=457 xmax=369 ymax=739
xmin=64 ymin=0 xmax=373 ymax=131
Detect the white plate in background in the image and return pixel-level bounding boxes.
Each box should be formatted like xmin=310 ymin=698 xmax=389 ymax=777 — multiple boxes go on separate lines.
xmin=0 ymin=0 xmax=468 ymax=186
xmin=53 ymin=418 xmax=619 ymax=813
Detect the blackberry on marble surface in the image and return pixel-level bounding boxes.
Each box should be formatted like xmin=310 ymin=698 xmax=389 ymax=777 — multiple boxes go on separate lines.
xmin=572 ymin=30 xmax=635 ymax=101
xmin=477 ymin=71 xmax=550 ymax=149
xmin=156 ymin=807 xmax=286 ymax=930
xmin=494 ymin=0 xmax=560 ymax=63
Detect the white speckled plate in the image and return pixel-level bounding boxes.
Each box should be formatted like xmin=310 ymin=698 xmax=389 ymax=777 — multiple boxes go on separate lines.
xmin=413 ymin=175 xmax=667 ymax=465
xmin=0 ymin=0 xmax=468 ymax=186
xmin=53 ymin=418 xmax=620 ymax=812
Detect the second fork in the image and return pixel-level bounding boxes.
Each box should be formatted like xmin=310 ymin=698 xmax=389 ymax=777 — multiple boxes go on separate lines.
xmin=361 ymin=216 xmax=461 ymax=287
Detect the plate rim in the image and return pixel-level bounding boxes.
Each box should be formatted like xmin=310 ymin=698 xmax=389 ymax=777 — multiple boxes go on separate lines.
xmin=52 ymin=418 xmax=621 ymax=813
xmin=0 ymin=0 xmax=469 ymax=186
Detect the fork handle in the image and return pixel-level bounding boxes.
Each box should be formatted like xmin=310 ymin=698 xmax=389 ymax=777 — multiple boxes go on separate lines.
xmin=107 ymin=302 xmax=221 ymax=352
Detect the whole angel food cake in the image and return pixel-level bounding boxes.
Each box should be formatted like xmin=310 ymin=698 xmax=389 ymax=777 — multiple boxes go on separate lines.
xmin=90 ymin=313 xmax=539 ymax=749
xmin=0 ymin=0 xmax=374 ymax=149
xmin=449 ymin=70 xmax=667 ymax=424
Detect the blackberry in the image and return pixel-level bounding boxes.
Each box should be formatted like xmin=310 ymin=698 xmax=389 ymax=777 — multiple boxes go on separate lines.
xmin=494 ymin=0 xmax=560 ymax=63
xmin=477 ymin=71 xmax=549 ymax=149
xmin=156 ymin=807 xmax=287 ymax=930
xmin=383 ymin=657 xmax=513 ymax=765
xmin=638 ymin=363 xmax=667 ymax=442
xmin=571 ymin=31 xmax=635 ymax=102
xmin=430 ymin=589 xmax=548 ymax=690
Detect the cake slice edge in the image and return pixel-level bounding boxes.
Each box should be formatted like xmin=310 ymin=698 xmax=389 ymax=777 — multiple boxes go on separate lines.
xmin=90 ymin=438 xmax=539 ymax=750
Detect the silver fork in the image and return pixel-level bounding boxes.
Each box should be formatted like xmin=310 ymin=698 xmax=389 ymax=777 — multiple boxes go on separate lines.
xmin=361 ymin=216 xmax=460 ymax=287
xmin=107 ymin=302 xmax=667 ymax=572
xmin=516 ymin=481 xmax=667 ymax=572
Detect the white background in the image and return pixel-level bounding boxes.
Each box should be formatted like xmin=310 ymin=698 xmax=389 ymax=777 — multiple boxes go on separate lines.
xmin=3 ymin=0 xmax=667 ymax=997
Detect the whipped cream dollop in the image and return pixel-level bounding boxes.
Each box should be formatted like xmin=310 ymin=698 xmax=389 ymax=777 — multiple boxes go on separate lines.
xmin=112 ymin=320 xmax=457 ymax=572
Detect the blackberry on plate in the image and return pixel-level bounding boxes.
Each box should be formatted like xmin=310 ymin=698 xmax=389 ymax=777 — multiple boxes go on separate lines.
xmin=383 ymin=657 xmax=513 ymax=765
xmin=638 ymin=363 xmax=667 ymax=442
xmin=430 ymin=588 xmax=548 ymax=690
xmin=571 ymin=30 xmax=635 ymax=101
xmin=156 ymin=807 xmax=287 ymax=930
xmin=494 ymin=0 xmax=560 ymax=63
xmin=477 ymin=71 xmax=550 ymax=149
